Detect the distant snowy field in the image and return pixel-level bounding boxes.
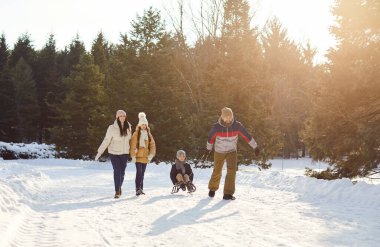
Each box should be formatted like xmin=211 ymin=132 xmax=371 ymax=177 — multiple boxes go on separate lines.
xmin=0 ymin=144 xmax=379 ymax=246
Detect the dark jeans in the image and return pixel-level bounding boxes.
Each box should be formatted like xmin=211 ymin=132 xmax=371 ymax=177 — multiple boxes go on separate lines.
xmin=109 ymin=154 xmax=129 ymax=192
xmin=135 ymin=162 xmax=147 ymax=191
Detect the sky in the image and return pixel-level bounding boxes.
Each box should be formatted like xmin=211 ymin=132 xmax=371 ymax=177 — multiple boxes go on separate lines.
xmin=0 ymin=0 xmax=336 ymax=63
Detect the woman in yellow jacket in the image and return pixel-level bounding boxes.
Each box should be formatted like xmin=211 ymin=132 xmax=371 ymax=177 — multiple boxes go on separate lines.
xmin=95 ymin=110 xmax=132 ymax=199
xmin=130 ymin=112 xmax=156 ymax=196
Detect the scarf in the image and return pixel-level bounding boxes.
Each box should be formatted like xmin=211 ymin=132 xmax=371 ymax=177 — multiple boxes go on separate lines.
xmin=175 ymin=159 xmax=186 ymax=174
xmin=139 ymin=130 xmax=148 ymax=148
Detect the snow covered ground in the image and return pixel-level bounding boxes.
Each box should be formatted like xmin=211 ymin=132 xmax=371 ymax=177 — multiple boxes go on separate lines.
xmin=0 ymin=157 xmax=379 ymax=247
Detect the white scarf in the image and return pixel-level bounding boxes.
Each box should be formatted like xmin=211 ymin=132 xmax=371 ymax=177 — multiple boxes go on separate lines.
xmin=139 ymin=130 xmax=148 ymax=148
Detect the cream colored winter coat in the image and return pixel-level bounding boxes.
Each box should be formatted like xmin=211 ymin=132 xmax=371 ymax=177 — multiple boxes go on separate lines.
xmin=97 ymin=120 xmax=132 ymax=156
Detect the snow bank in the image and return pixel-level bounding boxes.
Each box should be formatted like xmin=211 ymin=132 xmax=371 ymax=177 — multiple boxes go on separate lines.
xmin=0 ymin=142 xmax=56 ymax=159
xmin=238 ymin=167 xmax=380 ymax=208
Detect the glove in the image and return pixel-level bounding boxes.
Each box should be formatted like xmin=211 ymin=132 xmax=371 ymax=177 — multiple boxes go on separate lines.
xmin=131 ymin=157 xmax=136 ymax=163
xmin=148 ymin=154 xmax=153 ymax=162
xmin=254 ymin=147 xmax=260 ymax=156
xmin=95 ymin=153 xmax=101 ymax=161
xmin=206 ymin=142 xmax=213 ymax=152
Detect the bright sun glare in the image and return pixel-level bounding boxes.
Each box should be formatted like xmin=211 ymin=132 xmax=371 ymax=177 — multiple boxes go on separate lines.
xmin=252 ymin=0 xmax=336 ymax=62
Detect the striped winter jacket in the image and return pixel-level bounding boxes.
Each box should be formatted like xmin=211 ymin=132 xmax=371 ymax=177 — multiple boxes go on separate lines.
xmin=206 ymin=118 xmax=257 ymax=153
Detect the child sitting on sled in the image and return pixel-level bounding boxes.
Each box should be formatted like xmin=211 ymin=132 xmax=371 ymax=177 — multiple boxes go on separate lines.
xmin=170 ymin=150 xmax=196 ymax=193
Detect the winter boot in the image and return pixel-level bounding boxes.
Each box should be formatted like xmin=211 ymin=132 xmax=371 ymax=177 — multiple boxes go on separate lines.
xmin=223 ymin=194 xmax=236 ymax=200
xmin=208 ymin=190 xmax=215 ymax=198
xmin=186 ymin=182 xmax=196 ymax=193
xmin=136 ymin=189 xmax=143 ymax=196
xmin=179 ymin=182 xmax=186 ymax=191
xmin=114 ymin=191 xmax=121 ymax=199
xmin=176 ymin=181 xmax=186 ymax=191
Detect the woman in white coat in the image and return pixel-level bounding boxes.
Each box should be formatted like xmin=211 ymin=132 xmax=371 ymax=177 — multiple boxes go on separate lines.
xmin=95 ymin=110 xmax=132 ymax=198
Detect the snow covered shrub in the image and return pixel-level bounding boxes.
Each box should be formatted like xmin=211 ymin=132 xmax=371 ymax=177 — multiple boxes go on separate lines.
xmin=0 ymin=142 xmax=57 ymax=159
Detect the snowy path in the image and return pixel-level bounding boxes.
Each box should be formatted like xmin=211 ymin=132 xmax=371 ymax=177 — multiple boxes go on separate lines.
xmin=1 ymin=159 xmax=379 ymax=247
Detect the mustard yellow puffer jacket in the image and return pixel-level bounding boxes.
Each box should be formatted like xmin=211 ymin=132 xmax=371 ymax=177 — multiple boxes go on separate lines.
xmin=129 ymin=127 xmax=156 ymax=164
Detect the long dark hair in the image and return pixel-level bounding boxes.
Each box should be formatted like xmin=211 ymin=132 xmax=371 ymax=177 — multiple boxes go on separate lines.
xmin=117 ymin=118 xmax=130 ymax=136
xmin=136 ymin=126 xmax=151 ymax=148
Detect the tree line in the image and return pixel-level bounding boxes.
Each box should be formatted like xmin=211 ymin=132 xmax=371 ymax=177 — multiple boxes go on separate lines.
xmin=0 ymin=0 xmax=378 ymax=179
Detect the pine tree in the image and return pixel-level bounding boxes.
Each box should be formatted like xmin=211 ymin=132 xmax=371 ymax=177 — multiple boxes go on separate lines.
xmin=34 ymin=34 xmax=61 ymax=142
xmin=222 ymin=0 xmax=251 ymax=38
xmin=9 ymin=33 xmax=36 ymax=68
xmin=0 ymin=34 xmax=9 ymax=69
xmin=50 ymin=54 xmax=107 ymax=158
xmin=0 ymin=34 xmax=17 ymax=141
xmin=130 ymin=7 xmax=166 ymax=57
xmin=127 ymin=7 xmax=194 ymax=160
xmin=262 ymin=18 xmax=311 ymax=159
xmin=91 ymin=32 xmax=110 ymax=87
xmin=303 ymin=0 xmax=380 ymax=178
xmin=105 ymin=36 xmax=137 ymax=116
xmin=11 ymin=58 xmax=40 ymax=142
xmin=208 ymin=0 xmax=278 ymax=164
xmin=57 ymin=35 xmax=86 ymax=77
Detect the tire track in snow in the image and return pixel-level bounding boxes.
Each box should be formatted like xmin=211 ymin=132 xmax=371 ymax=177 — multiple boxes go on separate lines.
xmin=0 ymin=176 xmax=62 ymax=247
xmin=8 ymin=209 xmax=61 ymax=247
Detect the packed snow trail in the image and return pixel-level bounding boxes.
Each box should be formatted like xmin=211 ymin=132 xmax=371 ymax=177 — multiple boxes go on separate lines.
xmin=0 ymin=159 xmax=379 ymax=247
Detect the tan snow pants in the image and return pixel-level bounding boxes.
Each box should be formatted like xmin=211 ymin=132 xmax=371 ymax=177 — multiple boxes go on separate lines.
xmin=208 ymin=151 xmax=237 ymax=195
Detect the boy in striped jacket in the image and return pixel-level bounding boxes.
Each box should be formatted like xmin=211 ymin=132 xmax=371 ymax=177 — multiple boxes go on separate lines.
xmin=206 ymin=107 xmax=260 ymax=200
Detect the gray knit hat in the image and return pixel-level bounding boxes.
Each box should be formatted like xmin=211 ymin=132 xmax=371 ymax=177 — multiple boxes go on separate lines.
xmin=176 ymin=150 xmax=186 ymax=159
